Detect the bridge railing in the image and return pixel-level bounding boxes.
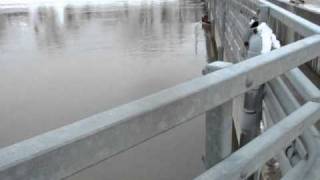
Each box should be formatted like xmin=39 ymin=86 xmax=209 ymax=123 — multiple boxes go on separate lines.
xmin=196 ymin=0 xmax=320 ymax=179
xmin=1 ymin=1 xmax=320 ymax=180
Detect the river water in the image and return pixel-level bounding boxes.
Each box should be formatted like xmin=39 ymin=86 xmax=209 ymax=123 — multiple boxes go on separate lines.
xmin=0 ymin=0 xmax=209 ymax=179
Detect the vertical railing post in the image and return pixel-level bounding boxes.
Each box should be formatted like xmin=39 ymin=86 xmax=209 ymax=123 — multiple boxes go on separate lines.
xmin=259 ymin=4 xmax=269 ymax=23
xmin=240 ymin=85 xmax=265 ymax=146
xmin=286 ymin=5 xmax=296 ymax=43
xmin=202 ymin=61 xmax=234 ymax=169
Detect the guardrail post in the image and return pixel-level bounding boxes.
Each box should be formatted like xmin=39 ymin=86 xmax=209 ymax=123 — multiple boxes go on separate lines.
xmin=286 ymin=5 xmax=296 ymax=43
xmin=259 ymin=4 xmax=269 ymax=23
xmin=240 ymin=85 xmax=265 ymax=147
xmin=202 ymin=61 xmax=234 ymax=169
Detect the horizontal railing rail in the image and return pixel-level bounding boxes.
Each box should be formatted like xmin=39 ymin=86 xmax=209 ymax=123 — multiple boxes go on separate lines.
xmin=285 ymin=68 xmax=320 ymax=102
xmin=268 ymin=76 xmax=319 ymax=177
xmin=260 ymin=0 xmax=320 ymax=36
xmin=196 ymin=69 xmax=320 ymax=180
xmin=1 ymin=1 xmax=320 ymax=180
xmin=196 ymin=0 xmax=320 ymax=179
xmin=194 ymin=102 xmax=320 ymax=180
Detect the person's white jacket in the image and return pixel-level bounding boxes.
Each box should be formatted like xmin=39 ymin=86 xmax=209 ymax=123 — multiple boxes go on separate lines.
xmin=257 ymin=22 xmax=281 ymax=54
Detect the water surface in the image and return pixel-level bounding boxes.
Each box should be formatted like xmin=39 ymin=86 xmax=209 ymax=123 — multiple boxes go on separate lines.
xmin=0 ymin=0 xmax=208 ymax=179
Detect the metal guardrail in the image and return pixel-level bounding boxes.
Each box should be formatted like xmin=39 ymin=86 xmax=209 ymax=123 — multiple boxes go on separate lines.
xmin=267 ymin=75 xmax=319 ymax=180
xmin=195 ymin=102 xmax=320 ymax=180
xmin=1 ymin=0 xmax=320 ymax=180
xmin=195 ymin=0 xmax=320 ymax=180
xmin=260 ymin=0 xmax=320 ymax=36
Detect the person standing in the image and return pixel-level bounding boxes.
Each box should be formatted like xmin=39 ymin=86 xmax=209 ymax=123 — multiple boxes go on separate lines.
xmin=245 ymin=19 xmax=281 ymax=57
xmin=241 ymin=18 xmax=281 ymax=145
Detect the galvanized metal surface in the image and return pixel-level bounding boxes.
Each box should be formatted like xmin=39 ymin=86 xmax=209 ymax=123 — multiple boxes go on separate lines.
xmin=285 ymin=68 xmax=320 ymax=102
xmin=204 ymin=101 xmax=233 ymax=168
xmin=267 ymin=76 xmax=320 ymax=179
xmin=260 ymin=0 xmax=320 ymax=36
xmin=194 ymin=102 xmax=320 ymax=180
xmin=203 ymin=62 xmax=234 ymax=169
xmin=263 ymin=88 xmax=292 ymax=174
xmin=196 ymin=1 xmax=320 ymax=180
xmin=259 ymin=4 xmax=320 ymax=177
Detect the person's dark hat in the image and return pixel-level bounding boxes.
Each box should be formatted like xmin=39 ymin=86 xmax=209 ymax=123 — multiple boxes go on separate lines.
xmin=249 ymin=18 xmax=259 ymax=29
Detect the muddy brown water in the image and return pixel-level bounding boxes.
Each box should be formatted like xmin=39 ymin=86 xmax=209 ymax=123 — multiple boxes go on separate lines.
xmin=0 ymin=0 xmax=210 ymax=179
